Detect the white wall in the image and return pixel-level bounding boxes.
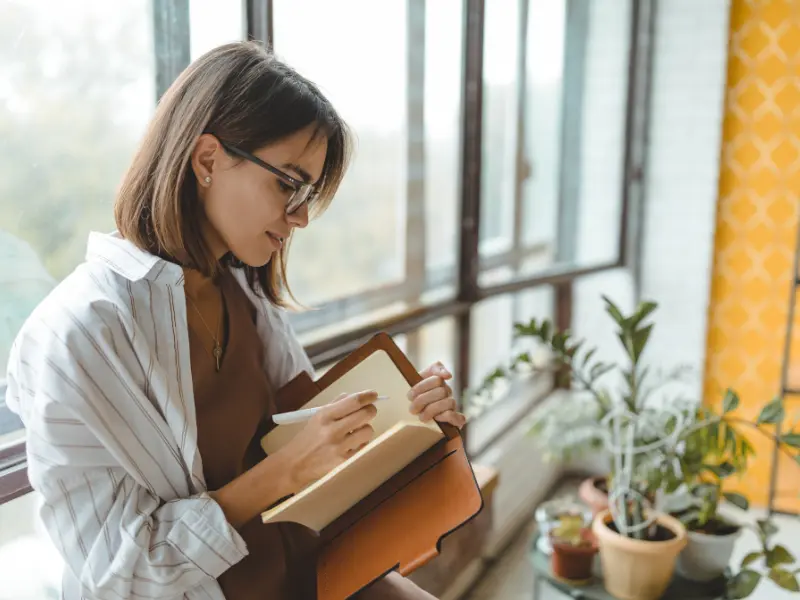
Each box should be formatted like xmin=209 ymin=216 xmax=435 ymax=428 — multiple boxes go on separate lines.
xmin=638 ymin=0 xmax=730 ymax=398
xmin=572 ymin=0 xmax=730 ymax=401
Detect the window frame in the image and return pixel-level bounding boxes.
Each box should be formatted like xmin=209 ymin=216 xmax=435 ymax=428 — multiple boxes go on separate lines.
xmin=0 ymin=0 xmax=655 ymax=505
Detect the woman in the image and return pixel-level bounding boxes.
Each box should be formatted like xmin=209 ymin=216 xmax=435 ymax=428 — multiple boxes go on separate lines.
xmin=6 ymin=42 xmax=465 ymax=600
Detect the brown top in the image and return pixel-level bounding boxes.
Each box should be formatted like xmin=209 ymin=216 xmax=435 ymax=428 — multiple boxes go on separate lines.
xmin=187 ymin=269 xmax=315 ymax=599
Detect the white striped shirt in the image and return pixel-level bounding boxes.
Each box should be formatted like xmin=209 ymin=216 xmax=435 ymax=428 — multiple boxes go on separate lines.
xmin=5 ymin=231 xmax=314 ymax=600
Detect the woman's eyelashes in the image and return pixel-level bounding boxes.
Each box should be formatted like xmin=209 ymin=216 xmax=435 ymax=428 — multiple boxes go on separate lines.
xmin=276 ymin=179 xmax=295 ymax=195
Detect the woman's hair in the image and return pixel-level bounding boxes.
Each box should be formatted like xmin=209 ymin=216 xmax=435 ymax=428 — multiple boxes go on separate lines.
xmin=114 ymin=41 xmax=351 ymax=306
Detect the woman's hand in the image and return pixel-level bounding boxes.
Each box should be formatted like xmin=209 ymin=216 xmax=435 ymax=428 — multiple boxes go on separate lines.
xmin=277 ymin=390 xmax=380 ymax=491
xmin=408 ymin=362 xmax=466 ymax=429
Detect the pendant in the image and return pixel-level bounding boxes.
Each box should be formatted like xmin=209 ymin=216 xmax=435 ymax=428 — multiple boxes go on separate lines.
xmin=213 ymin=343 xmax=223 ymax=372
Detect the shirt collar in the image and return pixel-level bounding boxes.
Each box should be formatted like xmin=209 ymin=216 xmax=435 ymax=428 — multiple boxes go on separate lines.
xmin=85 ymin=231 xmax=185 ymax=286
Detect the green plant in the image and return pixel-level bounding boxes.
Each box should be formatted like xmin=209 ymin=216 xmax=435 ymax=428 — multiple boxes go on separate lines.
xmin=726 ymin=518 xmax=800 ymax=598
xmin=467 ymin=295 xmax=800 ymax=586
xmin=551 ymin=514 xmax=588 ymax=546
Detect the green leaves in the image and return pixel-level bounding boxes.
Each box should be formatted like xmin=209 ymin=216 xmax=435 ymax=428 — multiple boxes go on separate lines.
xmin=780 ymin=432 xmax=800 ymax=448
xmin=727 ymin=570 xmax=761 ymax=599
xmin=723 ymin=389 xmax=740 ymax=413
xmin=741 ymin=552 xmax=762 ymax=568
xmin=723 ymin=492 xmax=750 ymax=511
xmin=757 ymin=519 xmax=779 ymax=541
xmin=631 ymin=324 xmax=653 ymax=363
xmin=766 ymin=545 xmax=794 ymax=568
xmin=702 ymin=461 xmax=736 ymax=479
xmin=769 ymin=568 xmax=800 ymax=592
xmin=756 ymin=397 xmax=785 ymax=425
xmin=603 ymin=296 xmax=625 ymax=325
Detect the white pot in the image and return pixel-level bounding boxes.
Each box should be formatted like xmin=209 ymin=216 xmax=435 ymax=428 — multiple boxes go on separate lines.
xmin=675 ymin=527 xmax=740 ymax=582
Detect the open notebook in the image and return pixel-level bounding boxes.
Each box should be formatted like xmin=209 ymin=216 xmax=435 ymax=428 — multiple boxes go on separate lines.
xmin=260 ymin=349 xmax=445 ymax=531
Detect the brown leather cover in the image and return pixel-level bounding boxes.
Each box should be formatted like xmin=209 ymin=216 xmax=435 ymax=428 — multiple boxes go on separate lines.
xmin=270 ymin=332 xmax=484 ymax=599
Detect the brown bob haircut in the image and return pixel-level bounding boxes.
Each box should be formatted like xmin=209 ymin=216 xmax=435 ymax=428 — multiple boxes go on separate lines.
xmin=114 ymin=41 xmax=351 ymax=307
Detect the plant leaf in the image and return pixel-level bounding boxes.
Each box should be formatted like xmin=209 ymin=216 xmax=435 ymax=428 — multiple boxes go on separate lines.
xmin=757 ymin=519 xmax=779 ymax=540
xmin=581 ymin=347 xmax=596 ymax=367
xmin=726 ymin=570 xmax=761 ymax=599
xmin=703 ymin=462 xmax=736 ymax=478
xmin=633 ymin=301 xmax=658 ymax=326
xmin=780 ymin=432 xmax=800 ymax=448
xmin=603 ymin=296 xmax=625 ymax=325
xmin=724 ymin=492 xmax=750 ymax=511
xmin=766 ymin=545 xmax=794 ymax=568
xmin=757 ymin=397 xmax=785 ymax=425
xmin=769 ymin=568 xmax=800 ymax=592
xmin=723 ymin=389 xmax=740 ymax=413
xmin=741 ymin=552 xmax=762 ymax=568
xmin=632 ymin=324 xmax=653 ymax=362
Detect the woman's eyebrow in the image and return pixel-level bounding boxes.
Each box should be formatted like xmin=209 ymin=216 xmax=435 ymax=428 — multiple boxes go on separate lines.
xmin=282 ymin=163 xmax=313 ymax=183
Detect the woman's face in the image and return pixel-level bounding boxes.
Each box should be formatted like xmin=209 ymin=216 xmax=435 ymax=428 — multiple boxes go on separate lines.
xmin=192 ymin=124 xmax=327 ymax=266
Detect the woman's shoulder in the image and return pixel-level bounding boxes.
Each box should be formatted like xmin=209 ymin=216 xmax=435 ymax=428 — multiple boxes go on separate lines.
xmin=14 ymin=260 xmax=136 ymax=356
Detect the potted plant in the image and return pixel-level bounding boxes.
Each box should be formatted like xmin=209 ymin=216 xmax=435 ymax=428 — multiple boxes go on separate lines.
xmin=549 ymin=513 xmax=598 ymax=584
xmin=467 ymin=296 xmax=800 ymax=600
xmin=660 ymin=389 xmax=800 ymax=596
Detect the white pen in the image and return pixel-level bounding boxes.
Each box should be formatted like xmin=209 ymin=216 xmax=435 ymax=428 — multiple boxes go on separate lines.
xmin=272 ymin=395 xmax=390 ymax=425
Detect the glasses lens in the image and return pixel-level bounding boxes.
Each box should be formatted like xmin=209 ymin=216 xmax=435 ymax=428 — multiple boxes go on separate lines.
xmin=286 ymin=185 xmax=314 ymax=213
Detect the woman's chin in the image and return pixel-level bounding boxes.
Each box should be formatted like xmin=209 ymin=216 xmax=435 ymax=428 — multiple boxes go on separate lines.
xmin=229 ymin=247 xmax=275 ymax=268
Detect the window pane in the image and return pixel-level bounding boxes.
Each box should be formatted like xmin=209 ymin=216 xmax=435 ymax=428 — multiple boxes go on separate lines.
xmin=273 ymin=0 xmax=407 ymax=307
xmin=480 ymin=0 xmax=520 ymax=257
xmin=522 ymin=0 xmax=566 ymax=247
xmin=466 ymin=286 xmax=554 ymax=455
xmin=275 ymin=1 xmax=462 ymax=338
xmin=424 ymin=0 xmax=463 ymax=279
xmin=189 ymin=0 xmax=244 ymax=60
xmin=571 ymin=0 xmax=631 ymax=265
xmin=0 ymin=0 xmax=156 ymax=441
xmin=0 ymin=492 xmax=63 ymax=599
xmin=480 ymin=0 xmax=632 ymax=289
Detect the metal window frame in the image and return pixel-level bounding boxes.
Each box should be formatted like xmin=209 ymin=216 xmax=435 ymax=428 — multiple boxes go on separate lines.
xmin=0 ymin=0 xmax=654 ymax=505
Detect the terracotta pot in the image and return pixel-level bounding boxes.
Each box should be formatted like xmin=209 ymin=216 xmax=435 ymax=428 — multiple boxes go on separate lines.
xmin=579 ymin=476 xmax=609 ymax=517
xmin=550 ymin=529 xmax=598 ymax=583
xmin=592 ymin=509 xmax=687 ymax=600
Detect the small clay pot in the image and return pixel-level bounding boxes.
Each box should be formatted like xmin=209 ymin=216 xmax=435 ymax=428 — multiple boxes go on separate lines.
xmin=550 ymin=529 xmax=598 ymax=583
xmin=578 ymin=476 xmax=609 ymax=517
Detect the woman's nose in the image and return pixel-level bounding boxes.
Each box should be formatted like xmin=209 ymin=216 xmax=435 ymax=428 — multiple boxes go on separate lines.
xmin=287 ymin=203 xmax=310 ymax=229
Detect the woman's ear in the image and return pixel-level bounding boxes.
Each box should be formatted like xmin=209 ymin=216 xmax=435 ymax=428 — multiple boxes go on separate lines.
xmin=191 ymin=133 xmax=222 ymax=187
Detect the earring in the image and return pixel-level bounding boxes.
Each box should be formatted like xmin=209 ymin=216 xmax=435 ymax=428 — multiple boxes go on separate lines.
xmin=204 ymin=176 xmax=211 ymax=184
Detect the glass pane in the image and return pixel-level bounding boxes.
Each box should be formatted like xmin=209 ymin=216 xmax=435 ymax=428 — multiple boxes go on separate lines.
xmin=0 ymin=492 xmax=63 ymax=599
xmin=466 ymin=286 xmax=555 ymax=455
xmin=424 ymin=0 xmax=463 ymax=278
xmin=522 ymin=0 xmax=566 ymax=247
xmin=468 ymin=285 xmax=554 ymax=391
xmin=571 ymin=0 xmax=631 ymax=266
xmin=480 ymin=0 xmax=631 ymax=288
xmin=189 ymin=0 xmax=244 ymax=60
xmin=0 ymin=0 xmax=156 ymax=441
xmin=480 ymin=0 xmax=520 ymax=256
xmin=273 ymin=0 xmax=407 ymax=307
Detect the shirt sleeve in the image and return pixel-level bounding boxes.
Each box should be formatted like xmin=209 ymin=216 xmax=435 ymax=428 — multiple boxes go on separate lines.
xmin=5 ymin=307 xmax=248 ymax=600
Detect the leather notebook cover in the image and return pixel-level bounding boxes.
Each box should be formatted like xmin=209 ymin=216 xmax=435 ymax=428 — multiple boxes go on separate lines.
xmin=260 ymin=332 xmax=484 ymax=599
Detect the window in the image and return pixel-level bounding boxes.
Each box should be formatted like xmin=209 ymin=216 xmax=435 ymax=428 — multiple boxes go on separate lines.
xmin=0 ymin=492 xmax=62 ymax=599
xmin=0 ymin=0 xmax=157 ymax=450
xmin=0 ymin=0 xmax=648 ymax=561
xmin=273 ymin=0 xmax=463 ymax=342
xmin=478 ymin=0 xmax=633 ymax=289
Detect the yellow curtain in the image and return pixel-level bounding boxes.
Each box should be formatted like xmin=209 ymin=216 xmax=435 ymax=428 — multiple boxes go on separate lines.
xmin=704 ymin=0 xmax=800 ymax=512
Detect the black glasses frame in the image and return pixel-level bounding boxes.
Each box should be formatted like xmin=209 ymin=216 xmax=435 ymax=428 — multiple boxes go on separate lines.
xmin=219 ymin=140 xmax=317 ymax=214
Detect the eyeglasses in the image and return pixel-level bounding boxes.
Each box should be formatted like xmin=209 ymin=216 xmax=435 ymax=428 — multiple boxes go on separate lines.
xmin=219 ymin=141 xmax=318 ymax=214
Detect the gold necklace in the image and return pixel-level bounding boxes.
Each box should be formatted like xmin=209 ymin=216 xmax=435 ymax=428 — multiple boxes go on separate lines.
xmin=186 ymin=293 xmax=224 ymax=372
